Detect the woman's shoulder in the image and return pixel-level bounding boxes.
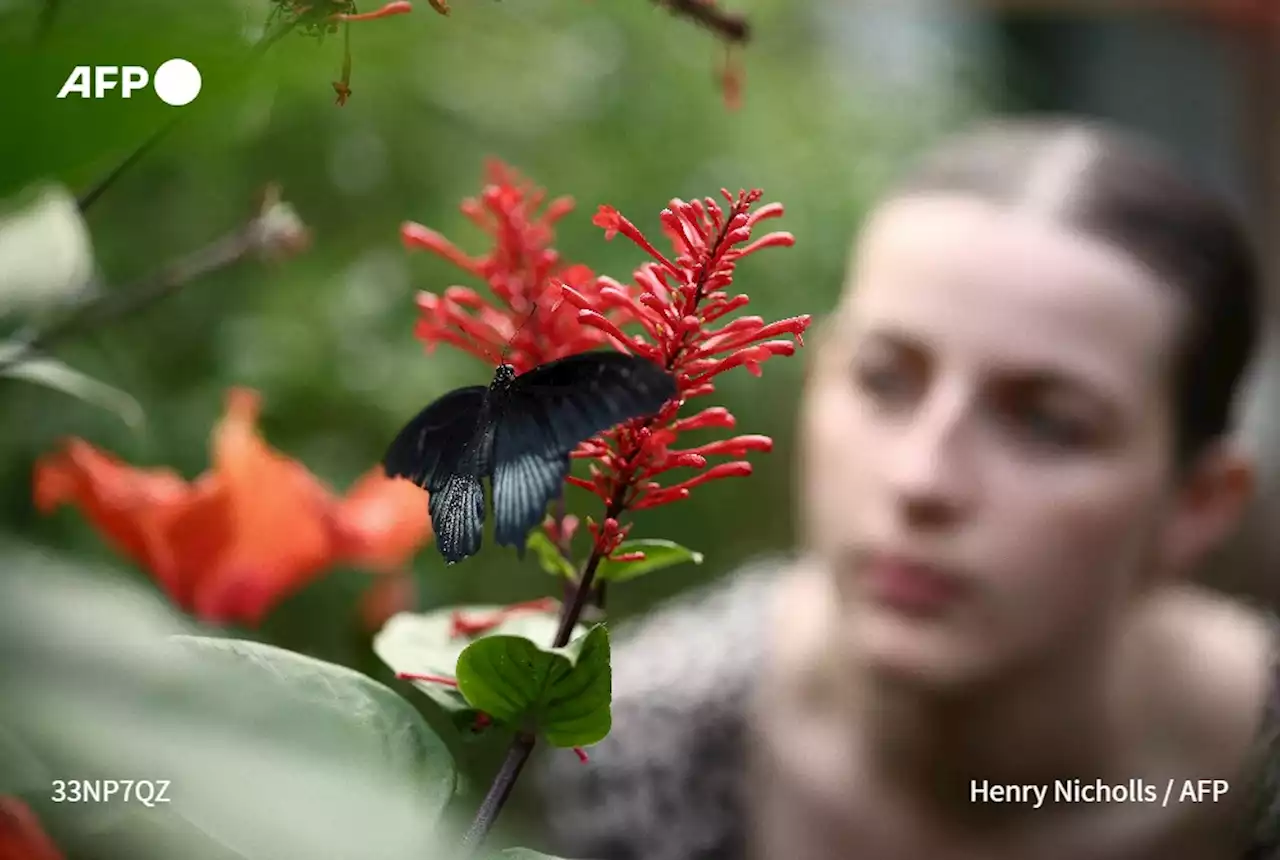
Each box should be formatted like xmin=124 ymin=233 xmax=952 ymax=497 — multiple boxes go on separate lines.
xmin=1136 ymin=585 xmax=1280 ymax=857
xmin=533 ymin=555 xmax=789 ymax=860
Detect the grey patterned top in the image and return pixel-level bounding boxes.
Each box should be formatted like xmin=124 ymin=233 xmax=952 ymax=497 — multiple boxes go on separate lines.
xmin=534 ymin=558 xmax=1280 ymax=860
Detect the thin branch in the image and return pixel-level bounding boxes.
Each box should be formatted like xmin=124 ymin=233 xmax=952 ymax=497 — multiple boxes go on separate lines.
xmin=76 ymin=119 xmax=178 ymax=211
xmin=655 ymin=0 xmax=750 ymax=43
xmin=0 ymin=190 xmax=309 ymax=375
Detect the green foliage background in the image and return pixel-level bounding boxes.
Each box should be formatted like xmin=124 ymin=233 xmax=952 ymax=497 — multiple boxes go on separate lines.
xmin=0 ymin=0 xmax=996 ymax=851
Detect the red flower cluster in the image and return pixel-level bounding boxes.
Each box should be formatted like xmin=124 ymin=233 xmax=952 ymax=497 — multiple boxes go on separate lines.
xmin=563 ymin=191 xmax=806 ymax=553
xmin=400 ymin=162 xmax=808 ymax=559
xmin=34 ymin=388 xmax=433 ymax=628
xmin=402 ymin=160 xmax=639 ymax=374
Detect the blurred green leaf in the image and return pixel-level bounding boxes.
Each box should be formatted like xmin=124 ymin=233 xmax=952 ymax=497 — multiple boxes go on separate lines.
xmin=372 ymin=604 xmax=586 ymax=733
xmin=0 ymin=541 xmax=459 ymax=860
xmin=0 ymin=721 xmax=52 ymax=796
xmin=169 ymin=634 xmax=457 ymax=844
xmin=487 ymin=850 xmax=571 ymax=860
xmin=0 ymin=347 xmax=145 ymax=429
xmin=596 ymin=538 xmax=703 ymax=583
xmin=525 ymin=530 xmax=576 ymax=579
xmin=455 ymin=624 xmax=611 ymax=748
xmin=0 ymin=183 xmax=94 ymax=322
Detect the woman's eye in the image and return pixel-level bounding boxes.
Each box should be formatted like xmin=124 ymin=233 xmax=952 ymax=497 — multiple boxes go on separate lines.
xmin=852 ymin=360 xmax=919 ymax=405
xmin=1005 ymin=403 xmax=1094 ymax=449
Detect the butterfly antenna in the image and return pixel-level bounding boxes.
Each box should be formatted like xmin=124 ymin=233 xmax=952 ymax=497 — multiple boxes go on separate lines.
xmin=500 ymin=294 xmax=543 ymax=365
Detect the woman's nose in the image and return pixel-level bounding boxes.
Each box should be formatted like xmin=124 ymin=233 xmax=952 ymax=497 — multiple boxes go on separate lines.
xmin=885 ymin=384 xmax=976 ymax=530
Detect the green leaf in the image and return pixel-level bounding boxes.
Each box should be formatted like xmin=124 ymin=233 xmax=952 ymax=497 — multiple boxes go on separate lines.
xmin=487 ymin=850 xmax=571 ymax=860
xmin=170 ymin=635 xmax=457 ymax=842
xmin=595 ymin=539 xmax=704 ymax=583
xmin=0 ymin=720 xmax=51 ymax=795
xmin=0 ymin=183 xmax=95 ymax=321
xmin=0 ymin=347 xmax=145 ymax=429
xmin=455 ymin=624 xmax=611 ymax=748
xmin=0 ymin=541 xmax=458 ymax=860
xmin=372 ymin=604 xmax=587 ymax=733
xmin=525 ymin=530 xmax=576 ymax=579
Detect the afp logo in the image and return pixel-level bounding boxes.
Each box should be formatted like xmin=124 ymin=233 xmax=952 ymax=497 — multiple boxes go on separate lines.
xmin=56 ymin=59 xmax=202 ymax=106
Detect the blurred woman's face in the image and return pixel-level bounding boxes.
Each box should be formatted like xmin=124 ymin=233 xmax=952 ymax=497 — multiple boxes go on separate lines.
xmin=801 ymin=194 xmax=1190 ymax=689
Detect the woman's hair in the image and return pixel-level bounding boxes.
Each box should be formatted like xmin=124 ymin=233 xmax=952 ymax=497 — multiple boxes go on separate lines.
xmin=884 ymin=116 xmax=1263 ymax=467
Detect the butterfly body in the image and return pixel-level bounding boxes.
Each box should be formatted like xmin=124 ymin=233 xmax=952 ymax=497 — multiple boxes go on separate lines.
xmin=384 ymin=352 xmax=676 ymax=564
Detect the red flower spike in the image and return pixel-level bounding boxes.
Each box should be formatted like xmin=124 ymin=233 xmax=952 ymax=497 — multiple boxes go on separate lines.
xmin=573 ymin=747 xmax=590 ymax=763
xmin=406 ymin=166 xmax=807 ymax=563
xmin=405 ymin=166 xmax=640 ymax=374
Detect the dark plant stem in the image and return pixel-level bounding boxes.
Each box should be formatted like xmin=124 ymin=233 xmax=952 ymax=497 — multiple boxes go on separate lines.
xmin=76 ymin=20 xmax=298 ymax=213
xmin=0 ymin=208 xmax=300 ymax=376
xmin=656 ymin=0 xmax=749 ymax=43
xmin=458 ymin=493 xmax=626 ymax=857
xmin=76 ymin=120 xmax=177 ymax=211
xmin=457 ymin=732 xmax=537 ymax=849
xmin=550 ymin=499 xmax=621 ymax=648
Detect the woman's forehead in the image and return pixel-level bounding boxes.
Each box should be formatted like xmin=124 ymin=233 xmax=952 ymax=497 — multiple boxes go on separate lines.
xmin=842 ymin=195 xmax=1186 ymax=391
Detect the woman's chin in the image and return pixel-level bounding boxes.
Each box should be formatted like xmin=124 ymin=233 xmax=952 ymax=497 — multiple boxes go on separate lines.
xmin=844 ymin=604 xmax=991 ymax=692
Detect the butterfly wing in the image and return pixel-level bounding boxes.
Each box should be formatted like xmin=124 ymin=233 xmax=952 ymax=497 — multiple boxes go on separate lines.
xmin=491 ymin=353 xmax=677 ymax=552
xmin=382 ymin=385 xmax=494 ymax=564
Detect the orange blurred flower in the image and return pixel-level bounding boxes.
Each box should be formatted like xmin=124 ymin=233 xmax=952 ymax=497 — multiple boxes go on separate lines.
xmin=0 ymin=796 xmax=63 ymax=860
xmin=33 ymin=388 xmax=432 ymax=628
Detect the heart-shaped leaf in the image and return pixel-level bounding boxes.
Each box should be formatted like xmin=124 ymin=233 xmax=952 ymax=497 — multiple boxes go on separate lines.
xmin=455 ymin=624 xmax=611 ymax=748
xmin=596 ymin=539 xmax=703 ymax=583
xmin=372 ymin=604 xmax=586 ymax=733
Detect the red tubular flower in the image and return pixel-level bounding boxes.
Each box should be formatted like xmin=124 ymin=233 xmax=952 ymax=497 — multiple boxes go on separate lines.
xmin=403 ymin=163 xmax=808 ymax=560
xmin=402 ymin=161 xmax=638 ymax=374
xmin=33 ymin=388 xmax=434 ymax=628
xmin=566 ymin=190 xmax=807 ymax=545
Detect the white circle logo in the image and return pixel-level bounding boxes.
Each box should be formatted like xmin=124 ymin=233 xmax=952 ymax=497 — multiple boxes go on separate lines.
xmin=152 ymin=58 xmax=201 ymax=106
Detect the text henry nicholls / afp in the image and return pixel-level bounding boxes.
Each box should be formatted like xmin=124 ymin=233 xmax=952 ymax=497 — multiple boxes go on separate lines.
xmin=970 ymin=779 xmax=1230 ymax=809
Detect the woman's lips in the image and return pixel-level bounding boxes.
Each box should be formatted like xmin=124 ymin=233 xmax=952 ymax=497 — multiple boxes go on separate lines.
xmin=861 ymin=552 xmax=968 ymax=617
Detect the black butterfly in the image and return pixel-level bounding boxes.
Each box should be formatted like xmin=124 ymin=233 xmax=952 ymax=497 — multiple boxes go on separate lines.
xmin=383 ymin=351 xmax=677 ymax=564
